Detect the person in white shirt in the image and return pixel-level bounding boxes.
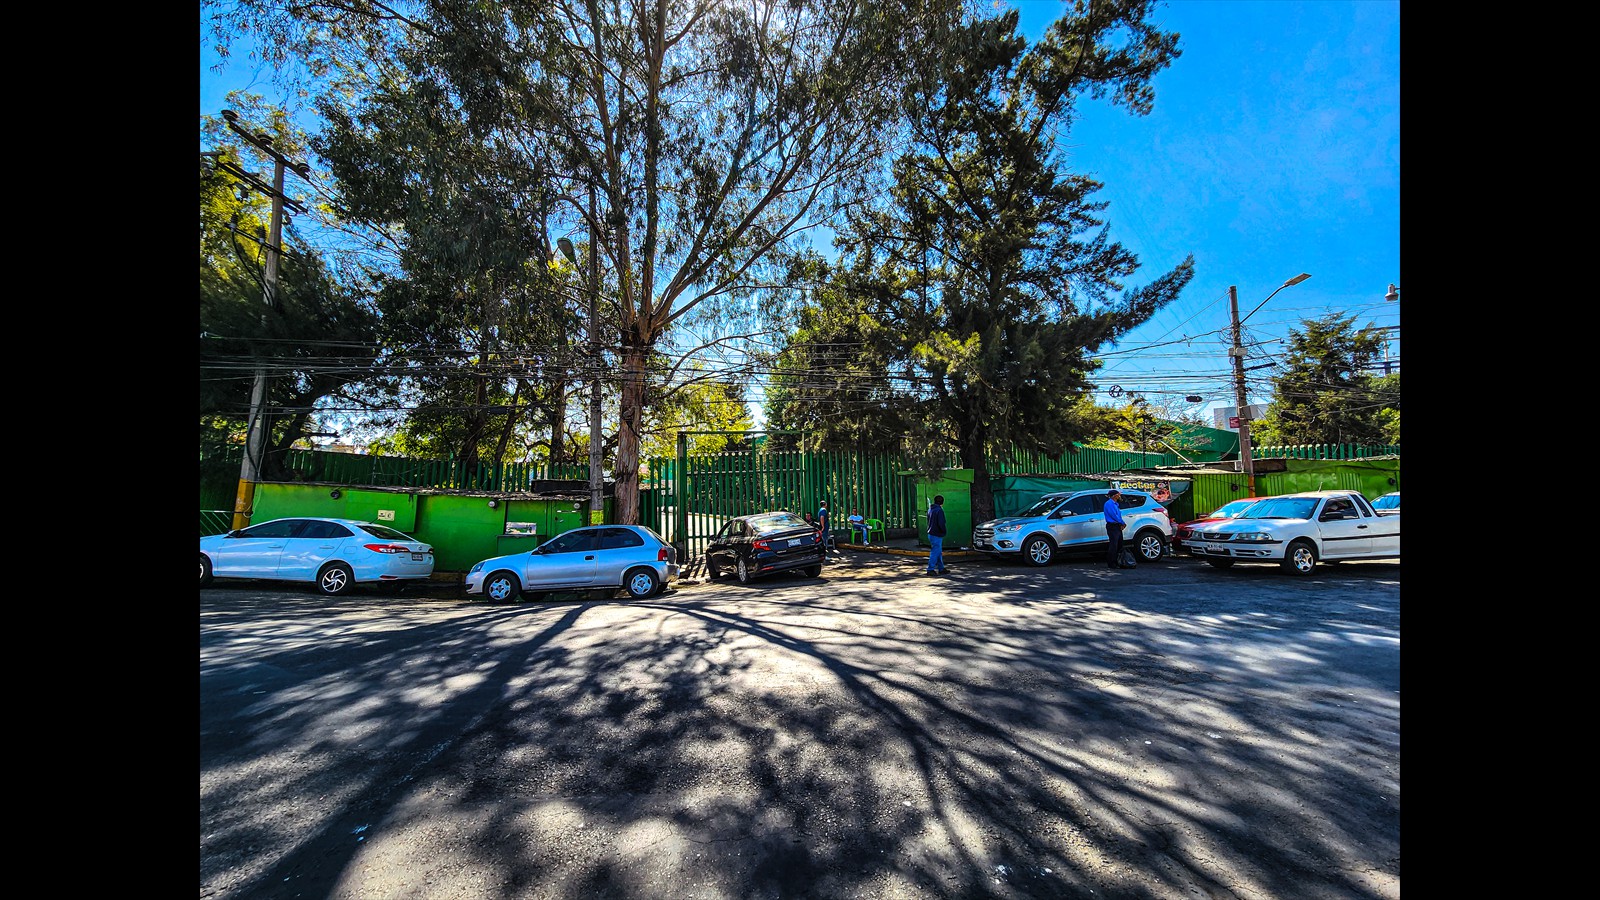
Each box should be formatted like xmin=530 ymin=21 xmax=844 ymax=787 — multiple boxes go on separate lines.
xmin=847 ymin=508 xmax=868 ymax=544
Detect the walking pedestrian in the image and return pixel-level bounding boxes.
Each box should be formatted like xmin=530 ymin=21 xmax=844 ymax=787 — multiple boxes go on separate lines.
xmin=1104 ymin=489 xmax=1130 ymax=569
xmin=926 ymin=495 xmax=947 ymax=574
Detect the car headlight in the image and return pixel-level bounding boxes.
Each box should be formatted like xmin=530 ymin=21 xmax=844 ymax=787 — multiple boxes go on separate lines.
xmin=1233 ymin=532 xmax=1273 ymax=542
xmin=995 ymin=523 xmax=1023 ymax=533
xmin=469 ymin=562 xmax=484 ymax=574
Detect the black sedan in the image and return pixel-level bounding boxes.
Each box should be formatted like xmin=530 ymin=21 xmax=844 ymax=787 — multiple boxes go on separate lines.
xmin=706 ymin=511 xmax=825 ymax=583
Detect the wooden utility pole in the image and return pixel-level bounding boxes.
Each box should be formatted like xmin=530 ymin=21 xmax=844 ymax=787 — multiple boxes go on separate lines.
xmin=214 ymin=110 xmax=308 ymax=530
xmin=1228 ymin=285 xmax=1256 ymax=498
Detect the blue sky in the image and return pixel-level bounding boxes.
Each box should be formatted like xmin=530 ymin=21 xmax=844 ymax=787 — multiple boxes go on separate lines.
xmin=201 ymin=0 xmax=1399 ymax=428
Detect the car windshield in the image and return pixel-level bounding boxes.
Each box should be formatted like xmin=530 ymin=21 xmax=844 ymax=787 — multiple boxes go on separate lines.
xmin=1019 ymin=496 xmax=1065 ymax=518
xmin=1237 ymin=497 xmax=1318 ymax=520
xmin=1372 ymin=494 xmax=1400 ymax=510
xmin=359 ymin=523 xmax=416 ymax=541
xmin=1211 ymin=499 xmax=1261 ymax=519
xmin=750 ymin=512 xmax=810 ymax=534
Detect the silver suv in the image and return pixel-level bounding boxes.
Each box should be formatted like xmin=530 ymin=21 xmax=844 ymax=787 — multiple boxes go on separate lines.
xmin=973 ymin=488 xmax=1174 ymax=566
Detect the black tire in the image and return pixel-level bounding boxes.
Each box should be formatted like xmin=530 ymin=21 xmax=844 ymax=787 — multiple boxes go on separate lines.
xmin=200 ymin=554 xmax=214 ymax=587
xmin=1133 ymin=529 xmax=1166 ymax=562
xmin=624 ymin=567 xmax=660 ymax=599
xmin=483 ymin=570 xmax=521 ymax=603
xmin=736 ymin=555 xmax=754 ymax=583
xmin=802 ymin=564 xmax=822 ymax=578
xmin=705 ymin=555 xmax=722 ymax=580
xmin=1022 ymin=535 xmax=1055 ymax=567
xmin=1281 ymin=539 xmax=1318 ymax=576
xmin=1205 ymin=558 xmax=1235 ymax=569
xmin=318 ymin=562 xmax=355 ymax=596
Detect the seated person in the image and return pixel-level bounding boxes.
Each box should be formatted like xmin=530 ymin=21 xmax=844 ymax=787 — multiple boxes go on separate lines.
xmin=847 ymin=508 xmax=868 ymax=544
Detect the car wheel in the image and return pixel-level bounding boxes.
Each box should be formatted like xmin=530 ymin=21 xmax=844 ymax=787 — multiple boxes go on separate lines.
xmin=705 ymin=555 xmax=722 ymax=579
xmin=1134 ymin=529 xmax=1165 ymax=561
xmin=200 ymin=554 xmax=214 ymax=587
xmin=1282 ymin=540 xmax=1318 ymax=576
xmin=625 ymin=567 xmax=660 ymax=599
xmin=484 ymin=570 xmax=521 ymax=603
xmin=736 ymin=555 xmax=754 ymax=583
xmin=1205 ymin=558 xmax=1235 ymax=569
xmin=1022 ymin=535 xmax=1054 ymax=566
xmin=318 ymin=562 xmax=355 ymax=596
xmin=803 ymin=564 xmax=822 ymax=578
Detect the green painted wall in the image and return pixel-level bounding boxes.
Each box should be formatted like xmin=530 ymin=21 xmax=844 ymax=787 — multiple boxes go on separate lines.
xmin=1182 ymin=458 xmax=1400 ymax=522
xmin=250 ymin=483 xmax=601 ymax=574
xmin=913 ymin=469 xmax=974 ymax=548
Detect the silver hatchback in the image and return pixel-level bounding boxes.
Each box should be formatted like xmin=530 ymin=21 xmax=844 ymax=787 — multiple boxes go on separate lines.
xmin=973 ymin=488 xmax=1174 ymax=566
xmin=464 ymin=524 xmax=678 ymax=602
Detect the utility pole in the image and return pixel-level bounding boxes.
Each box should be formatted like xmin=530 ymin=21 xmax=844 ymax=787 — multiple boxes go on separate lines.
xmin=586 ymin=182 xmax=604 ymax=525
xmin=1227 ymin=273 xmax=1311 ymax=498
xmin=214 ymin=110 xmax=309 ymax=530
xmin=1228 ymin=285 xmax=1257 ymax=497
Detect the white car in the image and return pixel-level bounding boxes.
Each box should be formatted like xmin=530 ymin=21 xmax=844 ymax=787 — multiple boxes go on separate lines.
xmin=1371 ymin=491 xmax=1400 ymax=516
xmin=200 ymin=517 xmax=435 ymax=595
xmin=1185 ymin=490 xmax=1399 ymax=575
xmin=465 ymin=524 xmax=678 ymax=602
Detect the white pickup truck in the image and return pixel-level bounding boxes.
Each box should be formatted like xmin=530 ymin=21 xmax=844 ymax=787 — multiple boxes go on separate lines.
xmin=1184 ymin=489 xmax=1399 ymax=575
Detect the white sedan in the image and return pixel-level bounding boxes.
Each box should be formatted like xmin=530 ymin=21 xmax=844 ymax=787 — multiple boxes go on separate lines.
xmin=200 ymin=517 xmax=435 ymax=595
xmin=1184 ymin=490 xmax=1399 ymax=575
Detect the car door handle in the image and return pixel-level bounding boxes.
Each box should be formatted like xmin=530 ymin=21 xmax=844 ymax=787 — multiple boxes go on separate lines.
xmin=585 ymin=555 xmax=595 ymax=560
xmin=1356 ymin=525 xmax=1367 ymax=529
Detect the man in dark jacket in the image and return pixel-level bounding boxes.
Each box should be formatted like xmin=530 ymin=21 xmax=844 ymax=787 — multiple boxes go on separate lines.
xmin=926 ymin=495 xmax=948 ymax=575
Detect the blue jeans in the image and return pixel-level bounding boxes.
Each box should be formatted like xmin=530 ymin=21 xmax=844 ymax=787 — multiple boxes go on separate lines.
xmin=927 ymin=534 xmax=944 ymax=572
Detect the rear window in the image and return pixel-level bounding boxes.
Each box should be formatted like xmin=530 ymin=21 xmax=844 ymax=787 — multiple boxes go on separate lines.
xmin=600 ymin=528 xmax=644 ymax=549
xmin=750 ymin=512 xmax=810 ymax=534
xmin=1118 ymin=494 xmax=1146 ymax=509
xmin=301 ymin=521 xmax=353 ymax=540
xmin=360 ymin=523 xmax=416 ymax=541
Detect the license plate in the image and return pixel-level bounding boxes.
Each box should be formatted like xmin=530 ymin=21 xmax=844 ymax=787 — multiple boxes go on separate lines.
xmin=1196 ymin=544 xmax=1221 ymax=554
xmin=412 ymin=553 xmax=425 ymax=561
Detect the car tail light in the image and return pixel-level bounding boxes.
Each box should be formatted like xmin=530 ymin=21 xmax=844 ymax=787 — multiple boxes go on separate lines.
xmin=751 ymin=539 xmax=771 ymax=551
xmin=364 ymin=543 xmax=413 ymax=554
xmin=657 ymin=547 xmax=670 ymax=562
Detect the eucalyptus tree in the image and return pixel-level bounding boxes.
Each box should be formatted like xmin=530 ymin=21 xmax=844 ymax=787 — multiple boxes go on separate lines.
xmin=205 ymin=0 xmax=963 ymax=522
xmin=773 ymin=1 xmax=1194 ymax=521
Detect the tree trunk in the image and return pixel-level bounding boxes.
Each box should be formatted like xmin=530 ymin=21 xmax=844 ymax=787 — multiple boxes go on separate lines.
xmin=613 ymin=339 xmax=650 ymax=524
xmin=959 ymin=422 xmax=996 ymax=524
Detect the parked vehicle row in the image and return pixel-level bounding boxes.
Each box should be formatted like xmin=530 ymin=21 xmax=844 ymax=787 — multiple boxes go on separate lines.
xmin=200 ymin=488 xmax=1399 ymax=599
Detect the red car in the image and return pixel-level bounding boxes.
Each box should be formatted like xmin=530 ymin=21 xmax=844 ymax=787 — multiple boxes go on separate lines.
xmin=1172 ymin=498 xmax=1263 ymax=555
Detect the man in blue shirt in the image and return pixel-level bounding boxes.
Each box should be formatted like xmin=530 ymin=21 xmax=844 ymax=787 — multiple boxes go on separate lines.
xmin=817 ymin=501 xmax=834 ymax=552
xmin=926 ymin=494 xmax=948 ymax=575
xmin=1104 ymin=489 xmax=1129 ymax=569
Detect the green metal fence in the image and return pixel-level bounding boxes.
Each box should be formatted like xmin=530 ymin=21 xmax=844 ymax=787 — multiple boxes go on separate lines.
xmin=1252 ymin=444 xmax=1400 ymax=460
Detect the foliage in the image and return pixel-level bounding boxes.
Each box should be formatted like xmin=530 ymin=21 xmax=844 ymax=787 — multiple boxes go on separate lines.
xmin=1250 ymin=314 xmax=1396 ymax=446
xmin=199 ymin=101 xmax=382 ymax=481
xmin=770 ymin=3 xmax=1193 ymax=520
xmin=206 ymin=0 xmax=968 ymax=523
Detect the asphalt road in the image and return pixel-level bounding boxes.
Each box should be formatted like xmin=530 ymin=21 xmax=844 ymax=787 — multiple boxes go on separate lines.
xmin=200 ymin=551 xmax=1400 ymax=900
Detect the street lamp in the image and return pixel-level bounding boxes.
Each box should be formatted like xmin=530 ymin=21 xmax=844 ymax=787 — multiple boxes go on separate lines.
xmin=1229 ymin=273 xmax=1311 ymax=497
xmin=1385 ymin=283 xmax=1399 ymax=302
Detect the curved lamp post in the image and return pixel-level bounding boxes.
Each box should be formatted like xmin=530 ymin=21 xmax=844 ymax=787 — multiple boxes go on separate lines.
xmin=1230 ymin=273 xmax=1311 ymax=497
